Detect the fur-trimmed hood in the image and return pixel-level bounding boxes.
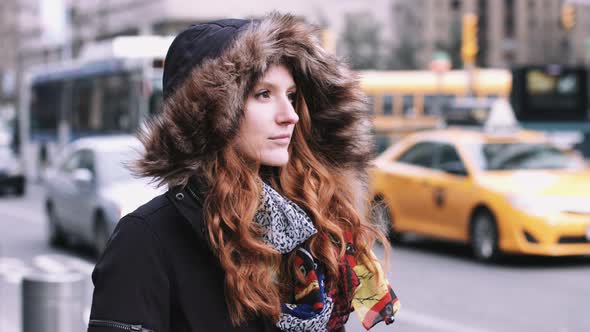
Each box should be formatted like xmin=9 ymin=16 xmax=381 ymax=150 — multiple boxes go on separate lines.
xmin=134 ymin=13 xmax=374 ymax=188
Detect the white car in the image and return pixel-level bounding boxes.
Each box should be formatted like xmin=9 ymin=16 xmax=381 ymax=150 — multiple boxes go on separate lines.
xmin=44 ymin=135 xmax=165 ymax=255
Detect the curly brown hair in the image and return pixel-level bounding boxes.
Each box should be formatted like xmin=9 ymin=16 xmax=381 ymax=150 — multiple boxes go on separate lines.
xmin=201 ymin=91 xmax=388 ymax=326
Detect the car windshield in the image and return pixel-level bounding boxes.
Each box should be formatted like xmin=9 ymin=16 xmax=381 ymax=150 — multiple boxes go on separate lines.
xmin=98 ymin=148 xmax=141 ymax=185
xmin=468 ymin=142 xmax=585 ymax=171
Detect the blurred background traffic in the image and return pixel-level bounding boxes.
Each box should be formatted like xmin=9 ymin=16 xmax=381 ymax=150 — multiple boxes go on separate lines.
xmin=1 ymin=0 xmax=590 ymax=331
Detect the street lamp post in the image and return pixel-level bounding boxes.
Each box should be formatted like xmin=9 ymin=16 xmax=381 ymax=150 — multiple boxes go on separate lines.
xmin=430 ymin=51 xmax=451 ymax=117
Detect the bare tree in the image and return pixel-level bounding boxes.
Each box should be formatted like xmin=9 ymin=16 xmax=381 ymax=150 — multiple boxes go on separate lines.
xmin=386 ymin=0 xmax=424 ymax=69
xmin=338 ymin=12 xmax=382 ymax=70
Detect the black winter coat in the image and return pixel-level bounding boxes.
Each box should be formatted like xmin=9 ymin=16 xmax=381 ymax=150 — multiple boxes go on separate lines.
xmin=87 ymin=184 xmax=279 ymax=332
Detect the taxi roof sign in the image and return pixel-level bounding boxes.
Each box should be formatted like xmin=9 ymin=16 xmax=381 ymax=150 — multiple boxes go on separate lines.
xmin=483 ymin=99 xmax=520 ymax=134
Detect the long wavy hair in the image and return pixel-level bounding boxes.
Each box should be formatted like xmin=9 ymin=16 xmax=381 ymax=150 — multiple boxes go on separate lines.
xmin=199 ymin=69 xmax=388 ymax=326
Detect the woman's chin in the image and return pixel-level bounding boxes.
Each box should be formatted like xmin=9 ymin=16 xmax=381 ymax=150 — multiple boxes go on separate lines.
xmin=260 ymin=151 xmax=290 ymax=167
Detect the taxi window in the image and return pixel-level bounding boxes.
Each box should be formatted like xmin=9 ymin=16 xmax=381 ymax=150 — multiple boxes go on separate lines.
xmin=435 ymin=144 xmax=468 ymax=176
xmin=397 ymin=142 xmax=436 ymax=168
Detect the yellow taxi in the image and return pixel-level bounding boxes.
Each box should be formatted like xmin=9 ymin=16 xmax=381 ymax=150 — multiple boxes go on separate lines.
xmin=369 ymin=128 xmax=590 ymax=261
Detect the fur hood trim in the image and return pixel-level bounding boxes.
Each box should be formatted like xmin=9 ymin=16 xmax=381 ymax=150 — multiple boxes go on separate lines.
xmin=134 ymin=13 xmax=374 ymax=188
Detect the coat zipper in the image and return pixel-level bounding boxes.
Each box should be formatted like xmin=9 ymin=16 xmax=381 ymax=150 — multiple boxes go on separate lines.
xmin=89 ymin=319 xmax=154 ymax=332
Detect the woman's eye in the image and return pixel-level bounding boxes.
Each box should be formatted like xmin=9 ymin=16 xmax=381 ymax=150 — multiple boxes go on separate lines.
xmin=255 ymin=90 xmax=271 ymax=99
xmin=287 ymin=93 xmax=296 ymax=105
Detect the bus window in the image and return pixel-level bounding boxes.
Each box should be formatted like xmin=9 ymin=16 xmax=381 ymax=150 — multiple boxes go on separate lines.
xmin=511 ymin=66 xmax=588 ymax=121
xmin=30 ymin=82 xmax=62 ymax=140
xmin=383 ymin=95 xmax=394 ymax=115
xmin=402 ymin=95 xmax=414 ymax=116
xmin=71 ymin=78 xmax=94 ymax=136
xmin=424 ymin=94 xmax=455 ymax=116
xmin=423 ymin=95 xmax=435 ymax=115
xmin=101 ymin=73 xmax=134 ymax=132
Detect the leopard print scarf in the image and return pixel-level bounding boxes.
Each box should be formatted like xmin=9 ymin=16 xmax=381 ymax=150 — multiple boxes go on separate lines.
xmin=255 ymin=182 xmax=318 ymax=254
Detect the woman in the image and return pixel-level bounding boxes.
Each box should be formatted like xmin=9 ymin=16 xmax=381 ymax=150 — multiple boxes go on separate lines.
xmin=88 ymin=13 xmax=399 ymax=332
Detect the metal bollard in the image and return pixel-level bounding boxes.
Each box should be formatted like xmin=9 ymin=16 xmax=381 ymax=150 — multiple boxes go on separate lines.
xmin=22 ymin=272 xmax=86 ymax=332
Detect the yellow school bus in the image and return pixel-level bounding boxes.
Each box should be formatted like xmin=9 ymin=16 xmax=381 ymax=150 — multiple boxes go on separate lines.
xmin=359 ymin=69 xmax=512 ymax=133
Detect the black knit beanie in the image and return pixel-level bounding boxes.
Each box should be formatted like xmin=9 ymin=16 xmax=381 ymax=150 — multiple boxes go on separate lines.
xmin=162 ymin=19 xmax=253 ymax=100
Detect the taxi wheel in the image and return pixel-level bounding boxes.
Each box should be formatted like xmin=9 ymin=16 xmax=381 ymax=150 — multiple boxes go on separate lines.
xmin=94 ymin=214 xmax=110 ymax=257
xmin=370 ymin=196 xmax=401 ymax=243
xmin=470 ymin=210 xmax=499 ymax=262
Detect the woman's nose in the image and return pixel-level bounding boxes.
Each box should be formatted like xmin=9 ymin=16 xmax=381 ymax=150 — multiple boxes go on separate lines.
xmin=277 ymin=97 xmax=299 ymax=125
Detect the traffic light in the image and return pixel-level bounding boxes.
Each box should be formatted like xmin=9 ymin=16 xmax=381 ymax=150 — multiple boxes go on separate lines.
xmin=561 ymin=3 xmax=576 ymax=31
xmin=461 ymin=14 xmax=478 ymax=65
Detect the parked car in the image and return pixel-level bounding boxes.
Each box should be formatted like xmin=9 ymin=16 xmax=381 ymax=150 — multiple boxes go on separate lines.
xmin=0 ymin=143 xmax=25 ymax=196
xmin=370 ymin=127 xmax=590 ymax=261
xmin=44 ymin=135 xmax=165 ymax=255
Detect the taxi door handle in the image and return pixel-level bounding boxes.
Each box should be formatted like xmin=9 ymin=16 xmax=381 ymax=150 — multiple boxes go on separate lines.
xmin=432 ymin=187 xmax=446 ymax=207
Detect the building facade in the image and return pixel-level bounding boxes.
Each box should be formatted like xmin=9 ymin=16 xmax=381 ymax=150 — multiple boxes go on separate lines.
xmin=392 ymin=0 xmax=590 ymax=69
xmin=0 ymin=0 xmax=41 ymax=109
xmin=1 ymin=0 xmax=589 ymax=105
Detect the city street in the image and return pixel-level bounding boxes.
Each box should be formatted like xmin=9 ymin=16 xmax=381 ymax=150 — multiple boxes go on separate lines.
xmin=1 ymin=183 xmax=589 ymax=332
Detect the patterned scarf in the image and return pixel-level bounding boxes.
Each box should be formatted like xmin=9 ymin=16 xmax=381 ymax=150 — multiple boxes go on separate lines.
xmin=255 ymin=182 xmax=400 ymax=331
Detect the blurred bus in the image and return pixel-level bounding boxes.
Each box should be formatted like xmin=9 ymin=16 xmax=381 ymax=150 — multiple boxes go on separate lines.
xmin=359 ymin=68 xmax=512 ymax=151
xmin=360 ymin=66 xmax=590 ymax=157
xmin=510 ymin=65 xmax=590 ymax=157
xmin=20 ymin=36 xmax=173 ymax=177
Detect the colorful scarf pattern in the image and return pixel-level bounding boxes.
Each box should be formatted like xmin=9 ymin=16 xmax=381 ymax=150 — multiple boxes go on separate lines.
xmin=327 ymin=231 xmax=400 ymax=330
xmin=255 ymin=182 xmax=400 ymax=331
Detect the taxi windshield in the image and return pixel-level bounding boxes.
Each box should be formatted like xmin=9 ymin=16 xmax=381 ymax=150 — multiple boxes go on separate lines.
xmin=469 ymin=143 xmax=584 ymax=171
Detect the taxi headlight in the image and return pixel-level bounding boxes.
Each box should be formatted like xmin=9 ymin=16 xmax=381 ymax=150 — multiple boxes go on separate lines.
xmin=507 ymin=195 xmax=560 ymax=218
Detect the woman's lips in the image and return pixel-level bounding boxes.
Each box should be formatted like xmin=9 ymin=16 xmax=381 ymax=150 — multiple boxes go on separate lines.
xmin=269 ymin=135 xmax=291 ymax=144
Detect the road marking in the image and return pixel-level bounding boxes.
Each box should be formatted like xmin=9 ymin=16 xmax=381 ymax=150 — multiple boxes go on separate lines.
xmin=0 ymin=255 xmax=94 ymax=284
xmin=33 ymin=255 xmax=70 ymax=274
xmin=398 ymin=308 xmax=494 ymax=332
xmin=0 ymin=257 xmax=33 ymax=284
xmin=43 ymin=254 xmax=95 ymax=275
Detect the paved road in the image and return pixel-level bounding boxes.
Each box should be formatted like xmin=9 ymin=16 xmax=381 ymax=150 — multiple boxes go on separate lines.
xmin=0 ymin=183 xmax=95 ymax=332
xmin=1 ymin=183 xmax=589 ymax=332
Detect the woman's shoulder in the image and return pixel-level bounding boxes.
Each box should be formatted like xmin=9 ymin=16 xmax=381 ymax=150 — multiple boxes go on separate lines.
xmin=128 ymin=190 xmax=181 ymax=223
xmin=123 ymin=187 xmax=204 ymax=234
xmin=94 ymin=187 xmax=210 ymax=276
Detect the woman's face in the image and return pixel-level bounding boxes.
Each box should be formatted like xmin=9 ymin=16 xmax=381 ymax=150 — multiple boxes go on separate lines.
xmin=235 ymin=64 xmax=299 ymax=166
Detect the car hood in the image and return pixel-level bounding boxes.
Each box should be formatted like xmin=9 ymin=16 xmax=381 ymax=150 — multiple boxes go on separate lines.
xmin=101 ymin=179 xmax=166 ymax=209
xmin=477 ymin=169 xmax=590 ymax=197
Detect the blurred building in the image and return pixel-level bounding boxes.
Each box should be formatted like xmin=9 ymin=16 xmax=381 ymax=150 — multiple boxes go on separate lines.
xmin=61 ymin=0 xmax=396 ymax=59
xmin=0 ymin=0 xmax=41 ymax=117
xmin=1 ymin=0 xmax=590 ymax=107
xmin=2 ymin=1 xmax=587 ymax=75
xmin=391 ymin=0 xmax=590 ymax=69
